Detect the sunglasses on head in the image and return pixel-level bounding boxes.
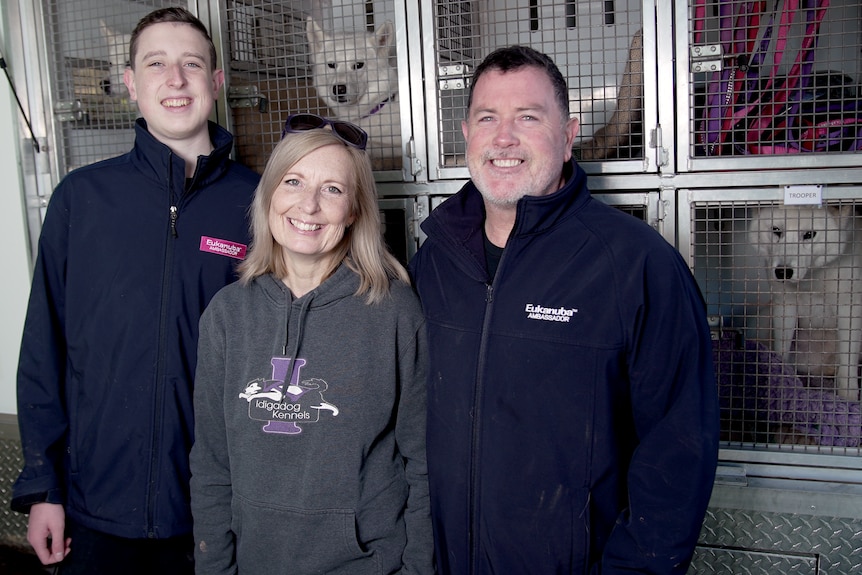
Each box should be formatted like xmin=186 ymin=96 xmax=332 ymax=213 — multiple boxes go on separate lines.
xmin=281 ymin=113 xmax=368 ymax=150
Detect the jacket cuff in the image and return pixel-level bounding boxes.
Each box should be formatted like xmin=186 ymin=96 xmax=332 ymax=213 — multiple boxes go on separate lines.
xmin=10 ymin=488 xmax=63 ymax=514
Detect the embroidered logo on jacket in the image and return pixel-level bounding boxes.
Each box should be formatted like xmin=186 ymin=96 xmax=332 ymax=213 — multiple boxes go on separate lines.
xmin=238 ymin=357 xmax=339 ymax=435
xmin=524 ymin=303 xmax=578 ymax=323
xmin=200 ymin=236 xmax=248 ymax=260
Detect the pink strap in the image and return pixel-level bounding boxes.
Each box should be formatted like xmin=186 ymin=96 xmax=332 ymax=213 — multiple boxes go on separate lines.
xmin=745 ymin=0 xmax=830 ymax=147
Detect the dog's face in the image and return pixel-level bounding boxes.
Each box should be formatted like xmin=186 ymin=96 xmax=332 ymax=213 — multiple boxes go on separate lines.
xmin=100 ymin=20 xmax=131 ymax=97
xmin=306 ymin=18 xmax=395 ymax=118
xmin=748 ymin=205 xmax=852 ymax=283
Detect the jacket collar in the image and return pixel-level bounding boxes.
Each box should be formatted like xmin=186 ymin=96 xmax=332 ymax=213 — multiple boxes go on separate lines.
xmin=129 ymin=118 xmax=235 ymax=193
xmin=422 ymin=158 xmax=591 ymax=259
xmin=511 ymin=159 xmax=589 ymax=237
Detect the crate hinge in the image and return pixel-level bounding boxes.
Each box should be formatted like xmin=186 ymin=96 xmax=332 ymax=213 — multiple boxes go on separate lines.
xmin=690 ymin=43 xmax=723 ymax=74
xmin=438 ymin=64 xmax=471 ymax=91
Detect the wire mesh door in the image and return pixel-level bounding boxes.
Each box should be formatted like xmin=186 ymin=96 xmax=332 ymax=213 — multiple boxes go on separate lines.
xmin=683 ymin=189 xmax=862 ymax=453
xmin=427 ymin=0 xmax=651 ymax=180
xmin=41 ymin=0 xmax=191 ymax=175
xmin=686 ymin=0 xmax=862 ymax=172
xmin=220 ymin=0 xmax=409 ymax=178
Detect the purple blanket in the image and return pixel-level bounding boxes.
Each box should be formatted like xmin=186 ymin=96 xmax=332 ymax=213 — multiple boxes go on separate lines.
xmin=713 ymin=332 xmax=861 ymax=447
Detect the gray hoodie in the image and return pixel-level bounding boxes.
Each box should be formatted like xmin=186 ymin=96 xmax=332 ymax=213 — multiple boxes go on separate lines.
xmin=190 ymin=264 xmax=433 ymax=574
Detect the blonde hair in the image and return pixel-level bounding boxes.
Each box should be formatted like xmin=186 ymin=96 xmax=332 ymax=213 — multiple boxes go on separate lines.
xmin=238 ymin=129 xmax=408 ymax=303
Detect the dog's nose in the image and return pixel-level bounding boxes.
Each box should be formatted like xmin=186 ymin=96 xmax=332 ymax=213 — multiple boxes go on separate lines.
xmin=333 ymin=85 xmax=347 ymax=96
xmin=775 ymin=267 xmax=793 ymax=281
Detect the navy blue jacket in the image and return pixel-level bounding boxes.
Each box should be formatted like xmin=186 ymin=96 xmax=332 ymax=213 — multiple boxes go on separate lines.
xmin=409 ymin=161 xmax=719 ymax=574
xmin=12 ymin=119 xmax=259 ymax=539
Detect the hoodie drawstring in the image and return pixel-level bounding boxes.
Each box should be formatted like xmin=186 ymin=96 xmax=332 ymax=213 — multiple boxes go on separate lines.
xmin=280 ymin=291 xmax=314 ymax=400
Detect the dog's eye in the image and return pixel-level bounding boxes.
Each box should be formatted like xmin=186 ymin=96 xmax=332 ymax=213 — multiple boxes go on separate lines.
xmin=802 ymin=231 xmax=816 ymax=240
xmin=327 ymin=62 xmax=336 ymax=69
xmin=771 ymin=226 xmax=783 ymax=239
xmin=353 ymin=62 xmax=364 ymax=70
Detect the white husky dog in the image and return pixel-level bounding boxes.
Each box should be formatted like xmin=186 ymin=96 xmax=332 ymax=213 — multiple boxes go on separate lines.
xmin=100 ymin=20 xmax=131 ymax=97
xmin=306 ymin=18 xmax=401 ymax=170
xmin=748 ymin=204 xmax=862 ymax=400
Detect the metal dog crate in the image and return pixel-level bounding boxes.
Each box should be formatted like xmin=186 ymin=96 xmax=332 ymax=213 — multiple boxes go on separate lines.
xmin=679 ymin=186 xmax=862 ymax=573
xmin=424 ymin=0 xmax=653 ymax=179
xmin=212 ymin=0 xmax=653 ymax=180
xmin=681 ymin=187 xmax=862 ymax=429
xmin=214 ymin=0 xmax=412 ymax=179
xmin=8 ymin=0 xmax=660 ymax=213
xmin=681 ymin=0 xmax=862 ymax=172
xmin=35 ymin=0 xmax=175 ymax=173
xmin=4 ymin=0 xmax=191 ymax=261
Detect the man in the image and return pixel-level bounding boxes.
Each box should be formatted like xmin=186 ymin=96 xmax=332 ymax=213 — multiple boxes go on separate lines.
xmin=11 ymin=8 xmax=259 ymax=574
xmin=409 ymin=45 xmax=719 ymax=574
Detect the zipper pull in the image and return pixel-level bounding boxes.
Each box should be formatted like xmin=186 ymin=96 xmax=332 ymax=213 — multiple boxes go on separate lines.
xmin=485 ymin=283 xmax=494 ymax=303
xmin=170 ymin=205 xmax=178 ymax=238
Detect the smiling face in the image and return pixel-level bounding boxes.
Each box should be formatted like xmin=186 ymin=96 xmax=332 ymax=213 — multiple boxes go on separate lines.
xmin=124 ymin=21 xmax=223 ymax=148
xmin=462 ymin=66 xmax=578 ymax=207
xmin=269 ymin=144 xmax=356 ymax=271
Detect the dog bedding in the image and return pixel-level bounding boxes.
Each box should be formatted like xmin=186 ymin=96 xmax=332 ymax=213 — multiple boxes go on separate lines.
xmin=713 ymin=330 xmax=861 ymax=447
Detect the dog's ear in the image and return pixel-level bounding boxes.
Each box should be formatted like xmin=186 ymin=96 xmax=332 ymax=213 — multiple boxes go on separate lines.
xmin=100 ymin=20 xmax=122 ymax=56
xmin=832 ymin=204 xmax=856 ymax=221
xmin=372 ymin=20 xmax=395 ymax=59
xmin=746 ymin=208 xmax=775 ymax=256
xmin=306 ymin=17 xmax=325 ymax=55
xmin=828 ymin=204 xmax=860 ymax=238
xmin=100 ymin=20 xmax=131 ymax=97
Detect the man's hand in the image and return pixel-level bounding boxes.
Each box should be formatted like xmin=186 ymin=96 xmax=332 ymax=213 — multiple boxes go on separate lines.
xmin=27 ymin=502 xmax=71 ymax=565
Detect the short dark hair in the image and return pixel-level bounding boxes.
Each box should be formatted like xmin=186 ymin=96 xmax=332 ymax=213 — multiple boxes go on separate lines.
xmin=129 ymin=7 xmax=217 ymax=70
xmin=467 ymin=45 xmax=570 ymax=120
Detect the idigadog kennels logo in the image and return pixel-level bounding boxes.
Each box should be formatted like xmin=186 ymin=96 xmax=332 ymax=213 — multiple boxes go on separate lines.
xmin=239 ymin=357 xmax=339 ymax=435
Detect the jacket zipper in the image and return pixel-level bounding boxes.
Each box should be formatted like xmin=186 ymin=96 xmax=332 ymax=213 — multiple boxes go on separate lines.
xmin=469 ymin=279 xmax=498 ymax=573
xmin=468 ymin=221 xmax=517 ymax=572
xmin=169 ymin=205 xmax=178 ymax=238
xmin=147 ymin=153 xmax=182 ymax=537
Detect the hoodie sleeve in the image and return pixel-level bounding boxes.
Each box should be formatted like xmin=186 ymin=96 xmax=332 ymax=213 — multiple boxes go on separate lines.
xmin=395 ymin=311 xmax=435 ymax=574
xmin=598 ymin=247 xmax=719 ymax=574
xmin=190 ymin=300 xmax=238 ymax=575
xmin=12 ymin=182 xmax=73 ymax=512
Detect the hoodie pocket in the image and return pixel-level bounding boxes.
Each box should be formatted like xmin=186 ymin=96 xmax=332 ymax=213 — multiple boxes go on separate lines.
xmin=233 ymin=492 xmax=380 ymax=575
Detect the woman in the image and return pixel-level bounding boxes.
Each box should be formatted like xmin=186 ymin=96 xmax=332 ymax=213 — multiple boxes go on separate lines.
xmin=190 ymin=114 xmax=433 ymax=574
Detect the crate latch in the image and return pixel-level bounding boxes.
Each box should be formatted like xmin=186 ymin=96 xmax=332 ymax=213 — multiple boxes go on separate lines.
xmin=228 ymin=85 xmax=268 ymax=112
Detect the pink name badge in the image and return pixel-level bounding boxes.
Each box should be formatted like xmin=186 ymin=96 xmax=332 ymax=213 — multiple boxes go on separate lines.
xmin=200 ymin=236 xmax=248 ymax=260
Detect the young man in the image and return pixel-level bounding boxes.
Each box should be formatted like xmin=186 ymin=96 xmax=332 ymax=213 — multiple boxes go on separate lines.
xmin=410 ymin=45 xmax=719 ymax=574
xmin=11 ymin=8 xmax=259 ymax=574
